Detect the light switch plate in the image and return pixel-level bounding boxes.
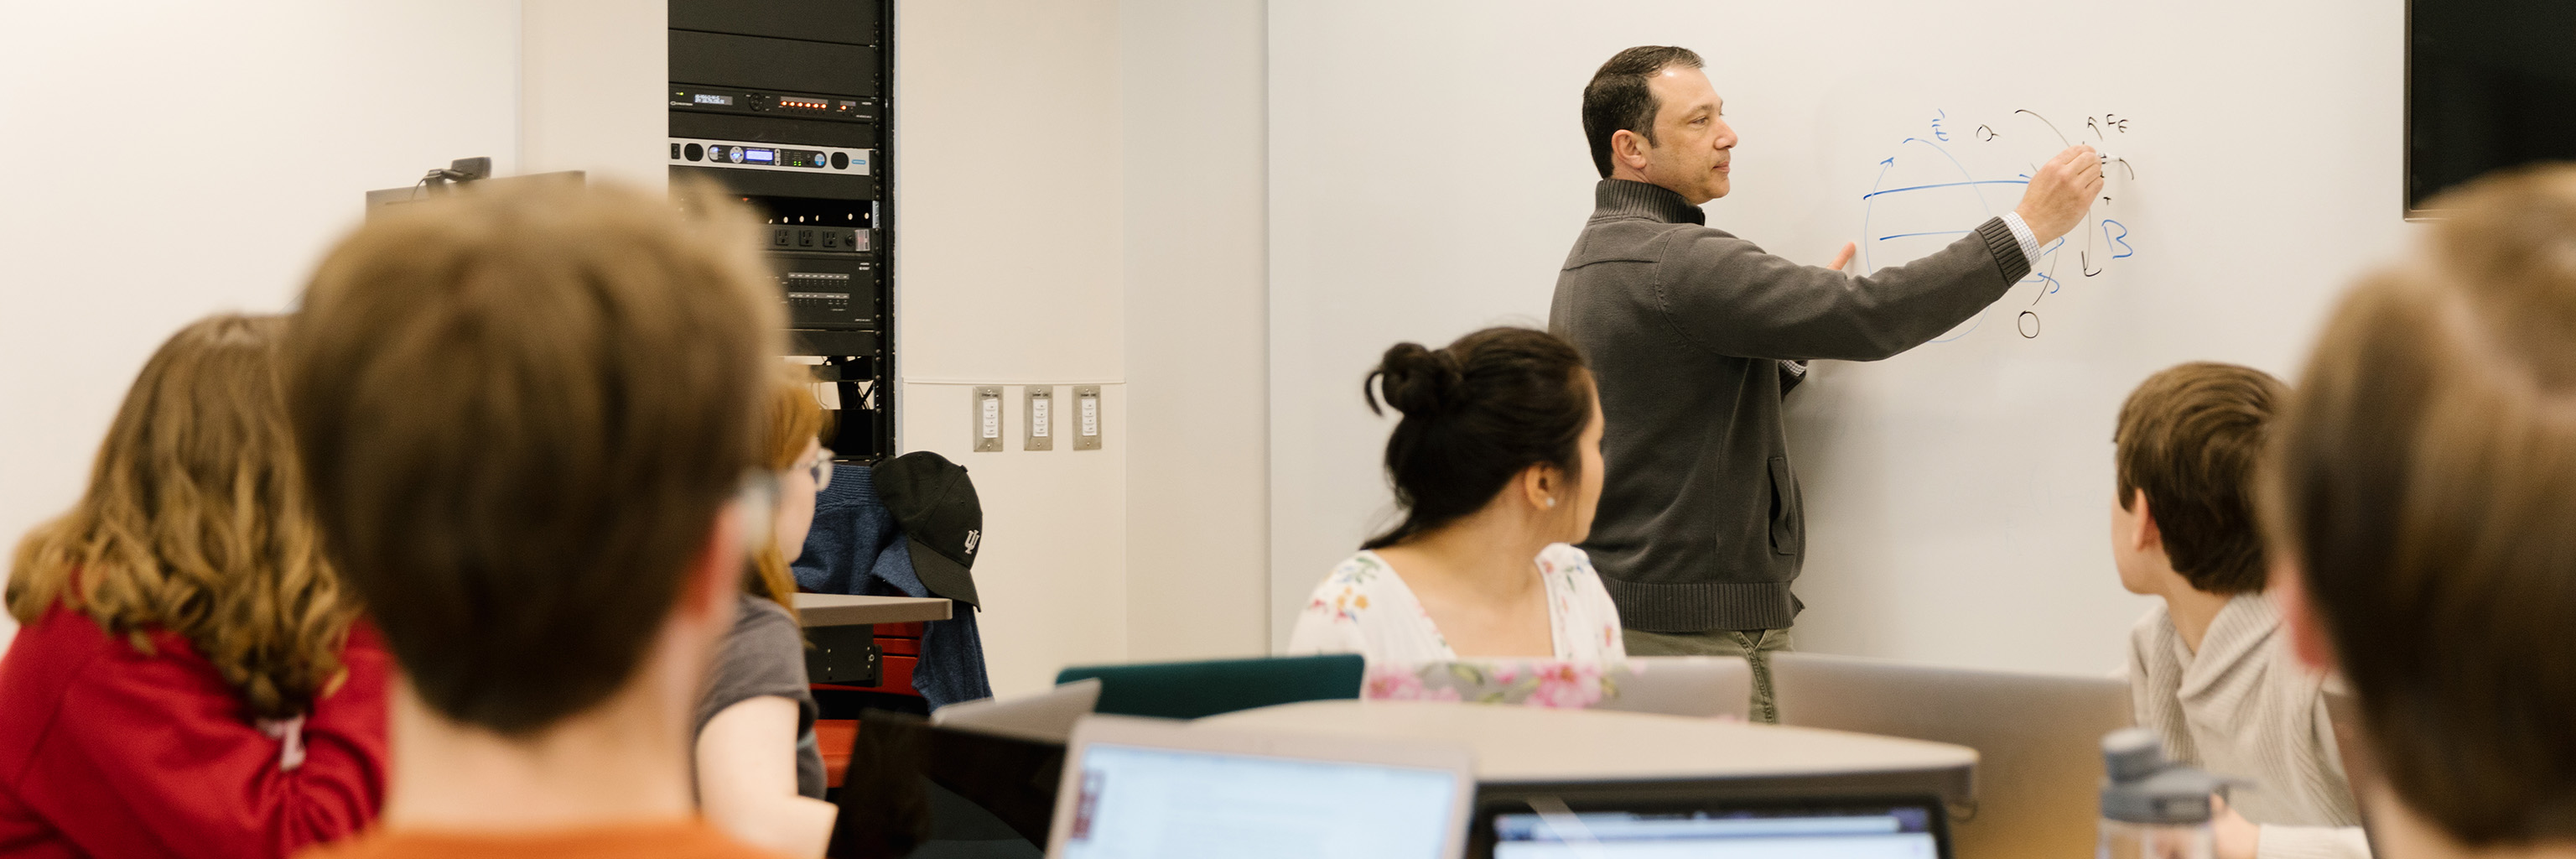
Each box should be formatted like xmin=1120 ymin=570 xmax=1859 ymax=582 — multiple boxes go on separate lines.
xmin=1072 ymin=385 xmax=1102 ymax=450
xmin=972 ymin=386 xmax=1003 ymax=452
xmin=1024 ymin=386 xmax=1054 ymax=450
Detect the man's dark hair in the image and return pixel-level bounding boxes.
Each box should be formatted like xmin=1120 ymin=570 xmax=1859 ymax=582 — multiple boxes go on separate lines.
xmin=2112 ymin=362 xmax=2286 ymax=595
xmin=1583 ymin=46 xmax=1706 ymax=179
xmin=1361 ymin=327 xmax=1594 ymax=550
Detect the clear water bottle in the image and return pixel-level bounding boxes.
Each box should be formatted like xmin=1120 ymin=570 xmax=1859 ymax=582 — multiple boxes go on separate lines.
xmin=2098 ymin=728 xmax=2226 ymax=859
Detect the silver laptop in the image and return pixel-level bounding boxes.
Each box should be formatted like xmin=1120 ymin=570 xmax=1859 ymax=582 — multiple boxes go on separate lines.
xmin=1046 ymin=714 xmax=1476 ymax=858
xmin=1488 ymin=794 xmax=1951 ymax=859
xmin=932 ymin=678 xmax=1104 ymax=744
xmin=1769 ymin=652 xmax=2132 ymax=859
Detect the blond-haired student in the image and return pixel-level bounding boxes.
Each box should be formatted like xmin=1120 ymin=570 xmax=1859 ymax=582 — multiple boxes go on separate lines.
xmin=286 ymin=180 xmax=791 ymax=859
xmin=2267 ymin=165 xmax=2576 ymax=859
xmin=0 ymin=315 xmax=390 ymax=858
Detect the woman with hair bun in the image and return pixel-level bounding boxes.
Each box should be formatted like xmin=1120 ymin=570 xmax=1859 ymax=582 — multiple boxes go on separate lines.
xmin=1288 ymin=326 xmax=1625 ymax=664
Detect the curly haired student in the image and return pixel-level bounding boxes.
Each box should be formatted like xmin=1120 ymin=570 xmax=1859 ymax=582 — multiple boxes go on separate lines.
xmin=0 ymin=314 xmax=390 ymax=859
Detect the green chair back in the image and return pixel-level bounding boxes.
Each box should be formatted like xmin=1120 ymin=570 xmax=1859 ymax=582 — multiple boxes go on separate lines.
xmin=1053 ymin=653 xmax=1365 ymax=720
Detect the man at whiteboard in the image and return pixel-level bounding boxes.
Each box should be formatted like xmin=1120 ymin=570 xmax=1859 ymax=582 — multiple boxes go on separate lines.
xmin=1549 ymin=45 xmax=2102 ymax=721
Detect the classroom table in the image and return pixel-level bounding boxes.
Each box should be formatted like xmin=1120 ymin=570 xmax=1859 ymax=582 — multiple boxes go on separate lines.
xmin=1206 ymin=700 xmax=1981 ymax=855
xmin=792 ymin=593 xmax=950 ymax=688
xmin=792 ymin=592 xmax=951 ymax=627
xmin=1202 ymin=700 xmax=1978 ymax=804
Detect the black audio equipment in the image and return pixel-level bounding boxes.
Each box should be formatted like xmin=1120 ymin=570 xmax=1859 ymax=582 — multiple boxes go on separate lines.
xmin=675 ymin=0 xmax=893 ymax=460
xmin=767 ymin=225 xmax=869 ymax=253
xmin=671 ymin=86 xmax=875 ymax=123
xmin=671 ymin=30 xmax=875 ymax=96
xmin=669 ymin=138 xmax=870 ymax=173
xmin=780 ymin=264 xmax=876 ymax=328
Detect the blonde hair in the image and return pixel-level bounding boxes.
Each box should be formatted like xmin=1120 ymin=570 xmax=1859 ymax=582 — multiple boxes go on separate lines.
xmin=750 ymin=365 xmax=828 ymax=622
xmin=7 ymin=314 xmax=355 ymax=720
xmin=2267 ymin=164 xmax=2576 ymax=845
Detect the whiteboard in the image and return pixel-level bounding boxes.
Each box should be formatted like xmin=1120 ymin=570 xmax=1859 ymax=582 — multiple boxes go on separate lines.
xmin=1267 ymin=0 xmax=2410 ymax=674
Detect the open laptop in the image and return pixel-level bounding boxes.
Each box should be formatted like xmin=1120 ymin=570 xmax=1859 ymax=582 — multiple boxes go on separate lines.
xmin=1046 ymin=714 xmax=1476 ymax=858
xmin=1486 ymin=794 xmax=1951 ymax=859
xmin=932 ymin=678 xmax=1104 ymax=744
xmin=1769 ymin=652 xmax=2132 ymax=859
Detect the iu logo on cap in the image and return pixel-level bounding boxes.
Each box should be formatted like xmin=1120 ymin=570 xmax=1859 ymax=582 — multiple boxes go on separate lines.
xmin=963 ymin=529 xmax=981 ymax=555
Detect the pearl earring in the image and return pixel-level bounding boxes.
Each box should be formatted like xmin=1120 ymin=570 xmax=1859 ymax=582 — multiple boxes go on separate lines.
xmin=1545 ymin=497 xmax=1557 ymax=508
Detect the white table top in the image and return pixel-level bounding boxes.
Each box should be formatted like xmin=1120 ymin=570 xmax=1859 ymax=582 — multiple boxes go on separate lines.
xmin=1201 ymin=700 xmax=1978 ymax=799
xmin=792 ymin=592 xmax=952 ymax=627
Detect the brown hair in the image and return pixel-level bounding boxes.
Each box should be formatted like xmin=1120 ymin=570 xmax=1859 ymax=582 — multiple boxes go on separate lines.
xmin=2111 ymin=362 xmax=2286 ymax=595
xmin=283 ymin=179 xmax=784 ymax=737
xmin=1362 ymin=327 xmax=1594 ymax=550
xmin=1582 ymin=45 xmax=1706 ymax=179
xmin=2267 ymin=164 xmax=2576 ymax=846
xmin=749 ymin=365 xmax=828 ymax=621
xmin=6 ymin=314 xmax=355 ymax=720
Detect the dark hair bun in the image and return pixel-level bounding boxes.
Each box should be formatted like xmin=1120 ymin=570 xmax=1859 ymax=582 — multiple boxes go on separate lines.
xmin=1359 ymin=327 xmax=1597 ymax=550
xmin=1368 ymin=341 xmax=1465 ymax=417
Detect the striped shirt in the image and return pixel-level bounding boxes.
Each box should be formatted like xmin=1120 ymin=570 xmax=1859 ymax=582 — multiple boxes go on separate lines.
xmin=2130 ymin=594 xmax=2369 ymax=859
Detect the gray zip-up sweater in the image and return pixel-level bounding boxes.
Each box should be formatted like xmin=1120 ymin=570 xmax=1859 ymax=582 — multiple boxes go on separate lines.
xmin=1550 ymin=179 xmax=2030 ymax=632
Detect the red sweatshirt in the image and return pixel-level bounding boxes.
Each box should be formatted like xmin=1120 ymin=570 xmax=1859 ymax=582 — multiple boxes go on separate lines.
xmin=0 ymin=605 xmax=391 ymax=859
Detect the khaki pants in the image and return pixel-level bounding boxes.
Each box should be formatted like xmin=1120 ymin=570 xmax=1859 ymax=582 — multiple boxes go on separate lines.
xmin=1623 ymin=627 xmax=1794 ymax=723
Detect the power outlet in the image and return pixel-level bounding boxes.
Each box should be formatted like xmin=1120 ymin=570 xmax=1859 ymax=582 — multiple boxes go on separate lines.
xmin=1072 ymin=385 xmax=1102 ymax=450
xmin=971 ymin=387 xmax=1003 ymax=452
xmin=1024 ymin=386 xmax=1054 ymax=450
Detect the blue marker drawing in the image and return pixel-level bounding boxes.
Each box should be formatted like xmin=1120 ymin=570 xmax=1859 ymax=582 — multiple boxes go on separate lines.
xmin=1859 ymin=180 xmax=2030 ymax=201
xmin=2029 ymin=270 xmax=2063 ymax=305
xmin=2102 ymin=220 xmax=2133 ymax=258
xmin=1862 ymin=109 xmax=2137 ymax=341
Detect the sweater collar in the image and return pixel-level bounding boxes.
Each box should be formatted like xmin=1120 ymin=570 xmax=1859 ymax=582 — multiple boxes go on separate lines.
xmin=1593 ymin=179 xmax=1705 ymax=226
xmin=2174 ymin=591 xmax=2286 ymax=701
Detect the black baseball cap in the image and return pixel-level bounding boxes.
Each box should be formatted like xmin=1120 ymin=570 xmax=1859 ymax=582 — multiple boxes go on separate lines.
xmin=871 ymin=451 xmax=982 ymax=608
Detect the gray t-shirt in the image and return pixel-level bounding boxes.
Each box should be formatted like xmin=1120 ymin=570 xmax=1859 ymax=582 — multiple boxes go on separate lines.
xmin=695 ymin=592 xmax=826 ymax=799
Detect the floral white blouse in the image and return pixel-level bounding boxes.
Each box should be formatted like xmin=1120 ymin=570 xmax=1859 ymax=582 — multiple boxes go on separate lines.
xmin=1285 ymin=544 xmax=1627 ymax=665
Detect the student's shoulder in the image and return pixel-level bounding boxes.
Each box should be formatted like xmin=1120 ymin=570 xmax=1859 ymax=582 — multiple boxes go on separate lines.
xmin=9 ymin=606 xmax=227 ymax=706
xmin=1294 ymin=552 xmax=1399 ymax=637
xmin=294 ymin=823 xmax=792 ymax=859
xmin=731 ymin=594 xmax=797 ymax=633
xmin=2125 ymin=603 xmax=2177 ymax=667
xmin=1537 ymin=544 xmax=1604 ymax=584
xmin=1311 ymin=550 xmax=1394 ymax=592
xmin=2129 ymin=603 xmax=2173 ymax=641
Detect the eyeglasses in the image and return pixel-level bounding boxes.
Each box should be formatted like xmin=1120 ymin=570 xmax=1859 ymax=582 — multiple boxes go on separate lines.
xmin=802 ymin=447 xmax=837 ymax=492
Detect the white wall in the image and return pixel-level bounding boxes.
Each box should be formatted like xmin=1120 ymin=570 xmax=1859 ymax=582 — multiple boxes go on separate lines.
xmin=522 ymin=0 xmax=668 ymax=189
xmin=0 ymin=0 xmax=1275 ymax=685
xmin=1266 ymin=0 xmax=2410 ymax=674
xmin=1119 ymin=0 xmax=1271 ymax=664
xmin=894 ymin=0 xmax=1131 ymax=696
xmin=895 ymin=0 xmax=1273 ymax=695
xmin=0 ymin=1 xmax=525 ymax=642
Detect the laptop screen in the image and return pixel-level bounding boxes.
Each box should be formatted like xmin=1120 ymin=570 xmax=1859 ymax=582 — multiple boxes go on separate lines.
xmin=1490 ymin=801 xmax=1943 ymax=859
xmin=1057 ymin=742 xmax=1464 ymax=858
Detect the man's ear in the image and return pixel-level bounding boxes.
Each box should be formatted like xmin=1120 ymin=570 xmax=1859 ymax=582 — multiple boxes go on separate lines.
xmin=2272 ymin=554 xmax=2340 ymax=673
xmin=1612 ymin=128 xmax=1650 ymax=173
xmin=2127 ymin=489 xmax=2163 ymax=554
xmin=679 ymin=501 xmax=749 ymax=622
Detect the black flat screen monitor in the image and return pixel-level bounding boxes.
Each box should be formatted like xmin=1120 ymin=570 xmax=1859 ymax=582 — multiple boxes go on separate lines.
xmin=2408 ymin=0 xmax=2576 ymax=218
